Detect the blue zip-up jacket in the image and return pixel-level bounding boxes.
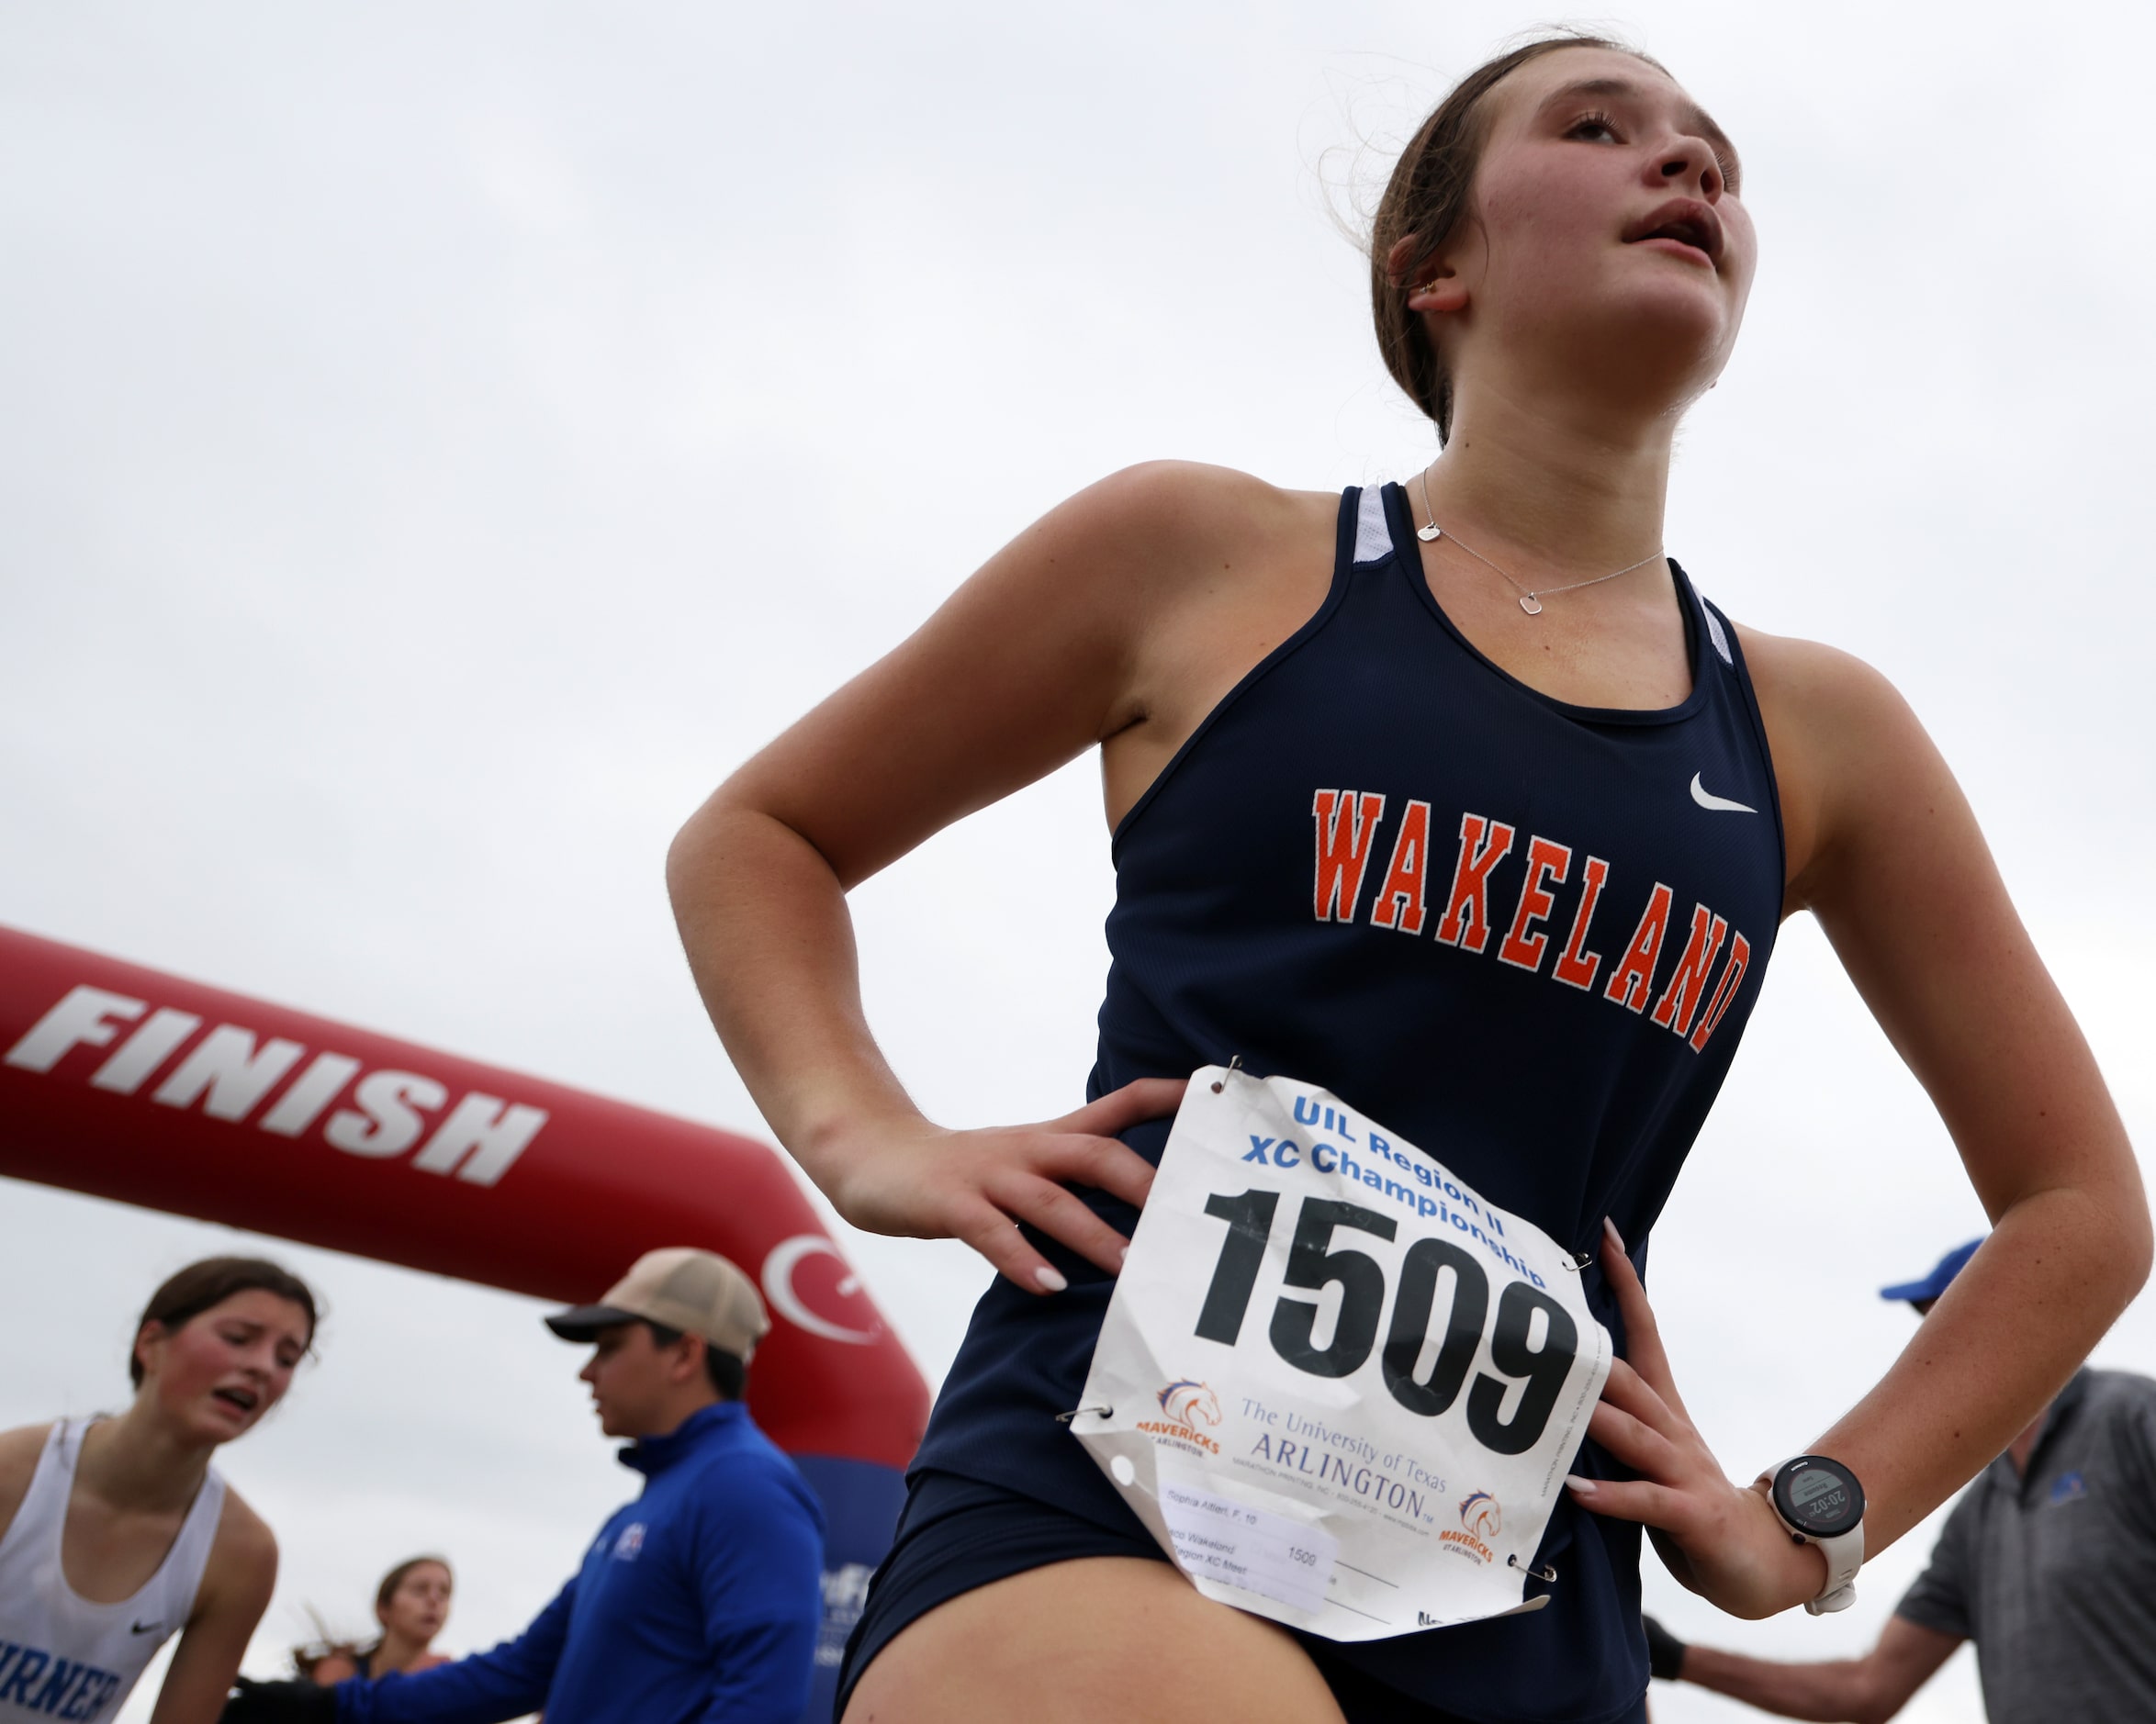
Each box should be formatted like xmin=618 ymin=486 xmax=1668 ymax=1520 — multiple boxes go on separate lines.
xmin=339 ymin=1403 xmax=825 ymax=1724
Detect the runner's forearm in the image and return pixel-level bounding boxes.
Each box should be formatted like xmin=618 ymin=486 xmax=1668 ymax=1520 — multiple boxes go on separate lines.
xmin=1799 ymin=1184 xmax=2145 ymax=1556
xmin=667 ymin=797 xmax=921 ymax=1195
xmin=1763 ymin=643 xmax=2150 ymax=1558
xmin=1678 ymin=1646 xmax=1880 ymax=1722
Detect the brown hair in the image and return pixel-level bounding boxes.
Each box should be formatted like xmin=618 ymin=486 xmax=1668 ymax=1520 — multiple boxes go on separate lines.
xmin=289 ymin=1559 xmax=452 ymax=1681
xmin=131 ymin=1256 xmax=320 ymax=1387
xmin=1370 ymin=32 xmax=1666 ymax=441
xmin=291 ymin=1637 xmax=365 ymax=1684
xmin=376 ymin=1555 xmax=452 ymax=1612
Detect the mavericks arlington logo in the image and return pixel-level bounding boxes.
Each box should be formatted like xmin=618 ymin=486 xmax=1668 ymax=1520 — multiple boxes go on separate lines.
xmin=1439 ymin=1491 xmax=1500 ymax=1565
xmin=1136 ymin=1379 xmax=1223 ymax=1455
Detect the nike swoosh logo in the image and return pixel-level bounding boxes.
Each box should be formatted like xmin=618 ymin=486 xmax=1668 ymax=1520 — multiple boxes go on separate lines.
xmin=131 ymin=1621 xmax=162 ymax=1635
xmin=1690 ymin=772 xmax=1756 ymax=814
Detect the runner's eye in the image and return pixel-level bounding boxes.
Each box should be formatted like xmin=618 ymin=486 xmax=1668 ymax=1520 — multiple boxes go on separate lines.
xmin=1566 ymin=111 xmax=1620 ymax=143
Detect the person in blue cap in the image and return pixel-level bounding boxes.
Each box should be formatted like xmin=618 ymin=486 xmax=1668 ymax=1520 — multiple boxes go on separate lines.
xmin=1876 ymin=1239 xmax=1982 ymax=1313
xmin=1643 ymin=1237 xmax=2156 ymax=1723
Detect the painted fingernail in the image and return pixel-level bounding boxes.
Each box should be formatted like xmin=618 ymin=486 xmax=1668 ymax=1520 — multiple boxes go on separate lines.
xmin=1118 ymin=1245 xmax=1129 ymax=1266
xmin=1603 ymin=1216 xmax=1627 ymax=1254
xmin=1035 ymin=1265 xmax=1069 ymax=1293
xmin=1566 ymin=1474 xmax=1598 ymax=1495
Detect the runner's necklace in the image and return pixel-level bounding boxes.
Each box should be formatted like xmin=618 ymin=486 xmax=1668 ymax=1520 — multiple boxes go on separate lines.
xmin=1416 ymin=465 xmax=1664 ymax=617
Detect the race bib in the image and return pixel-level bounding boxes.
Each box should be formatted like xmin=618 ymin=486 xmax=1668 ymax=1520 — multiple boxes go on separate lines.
xmin=1072 ymin=1065 xmax=1611 ymax=1640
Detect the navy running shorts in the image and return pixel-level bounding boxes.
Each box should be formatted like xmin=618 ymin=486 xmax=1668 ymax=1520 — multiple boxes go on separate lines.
xmin=836 ymin=1471 xmax=1648 ymax=1724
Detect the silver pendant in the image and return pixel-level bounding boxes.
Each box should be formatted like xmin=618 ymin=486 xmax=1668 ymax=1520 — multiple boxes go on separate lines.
xmin=1417 ymin=524 xmax=1442 ymax=543
xmin=1519 ymin=594 xmax=1544 ymax=615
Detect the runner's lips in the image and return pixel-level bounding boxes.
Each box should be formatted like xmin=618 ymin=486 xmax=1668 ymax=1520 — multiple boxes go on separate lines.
xmin=211 ymin=1385 xmax=260 ymax=1414
xmin=1625 ymin=199 xmax=1723 ymax=264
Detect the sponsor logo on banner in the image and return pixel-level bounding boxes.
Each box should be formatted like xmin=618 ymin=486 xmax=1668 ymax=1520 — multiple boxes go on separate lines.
xmin=1137 ymin=1379 xmax=1223 ymax=1455
xmin=815 ymin=1563 xmax=874 ymax=1669
xmin=760 ymin=1237 xmax=881 ymax=1345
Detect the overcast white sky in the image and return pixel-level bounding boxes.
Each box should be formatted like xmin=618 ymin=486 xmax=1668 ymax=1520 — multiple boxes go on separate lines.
xmin=4 ymin=5 xmax=2150 ymax=1721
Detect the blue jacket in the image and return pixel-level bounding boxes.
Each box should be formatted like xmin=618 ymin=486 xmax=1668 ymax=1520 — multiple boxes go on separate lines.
xmin=339 ymin=1403 xmax=825 ymax=1724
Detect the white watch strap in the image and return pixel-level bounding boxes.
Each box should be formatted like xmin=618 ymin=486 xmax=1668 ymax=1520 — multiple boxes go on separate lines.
xmin=1802 ymin=1520 xmax=1863 ymax=1616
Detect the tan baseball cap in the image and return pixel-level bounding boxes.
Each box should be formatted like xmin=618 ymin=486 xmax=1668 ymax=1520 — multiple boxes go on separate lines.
xmin=544 ymin=1247 xmax=771 ymax=1361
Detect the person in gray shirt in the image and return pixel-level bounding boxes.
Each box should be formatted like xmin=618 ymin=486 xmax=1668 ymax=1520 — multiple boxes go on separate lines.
xmin=1642 ymin=1240 xmax=2156 ymax=1723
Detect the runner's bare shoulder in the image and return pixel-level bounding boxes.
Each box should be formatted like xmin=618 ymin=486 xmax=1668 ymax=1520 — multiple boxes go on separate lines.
xmin=193 ymin=1486 xmax=279 ymax=1617
xmin=0 ymin=1423 xmax=57 ymax=1539
xmin=1724 ymin=622 xmax=1905 ymax=775
xmin=719 ymin=463 xmax=1340 ymax=878
xmin=1031 ymin=461 xmax=1334 ymax=606
xmin=977 ymin=462 xmax=1338 ymax=757
xmin=1724 ymin=621 xmax=1927 ymax=898
xmin=1087 ymin=459 xmax=1334 ymax=551
xmin=1727 ymin=621 xmax=1896 ymax=711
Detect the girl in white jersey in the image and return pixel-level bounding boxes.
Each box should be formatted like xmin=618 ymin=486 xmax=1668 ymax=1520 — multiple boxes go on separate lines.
xmin=0 ymin=1258 xmax=316 ymax=1724
xmin=297 ymin=1558 xmax=453 ymax=1685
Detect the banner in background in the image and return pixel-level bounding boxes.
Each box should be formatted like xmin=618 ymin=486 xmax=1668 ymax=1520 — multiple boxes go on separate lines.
xmin=0 ymin=923 xmax=928 ymax=1720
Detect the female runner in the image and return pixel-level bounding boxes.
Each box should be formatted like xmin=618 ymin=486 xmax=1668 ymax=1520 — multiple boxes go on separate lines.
xmin=298 ymin=1559 xmax=453 ymax=1685
xmin=0 ymin=1258 xmax=316 ymax=1724
xmin=666 ymin=33 xmax=2148 ymax=1724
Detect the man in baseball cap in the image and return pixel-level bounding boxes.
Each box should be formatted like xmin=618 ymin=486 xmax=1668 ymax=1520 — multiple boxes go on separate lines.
xmin=225 ymin=1248 xmax=825 ymax=1724
xmin=1643 ymin=1236 xmax=2156 ymax=1723
xmin=545 ymin=1245 xmax=773 ymax=1394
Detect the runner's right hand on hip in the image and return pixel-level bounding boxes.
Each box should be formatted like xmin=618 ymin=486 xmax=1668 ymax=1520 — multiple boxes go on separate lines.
xmin=221 ymin=1677 xmax=339 ymax=1722
xmin=1566 ymin=1220 xmax=1831 ymax=1618
xmin=823 ymin=1077 xmax=1185 ymax=1293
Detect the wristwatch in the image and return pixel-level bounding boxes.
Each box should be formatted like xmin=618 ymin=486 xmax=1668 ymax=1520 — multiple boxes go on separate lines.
xmin=1763 ymin=1454 xmax=1866 ymax=1615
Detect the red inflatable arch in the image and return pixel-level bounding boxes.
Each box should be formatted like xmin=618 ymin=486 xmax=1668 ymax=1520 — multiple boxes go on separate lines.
xmin=0 ymin=923 xmax=928 ymax=1717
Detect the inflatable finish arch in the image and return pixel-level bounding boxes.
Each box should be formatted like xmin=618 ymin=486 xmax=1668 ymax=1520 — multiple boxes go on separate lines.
xmin=0 ymin=924 xmax=929 ymax=1720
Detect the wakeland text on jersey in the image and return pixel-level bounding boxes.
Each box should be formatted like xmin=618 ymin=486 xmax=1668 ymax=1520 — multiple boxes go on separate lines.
xmin=1311 ymin=790 xmax=1751 ymax=1053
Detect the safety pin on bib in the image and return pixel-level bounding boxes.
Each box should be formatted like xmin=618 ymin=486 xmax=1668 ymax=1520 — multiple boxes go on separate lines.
xmin=1508 ymin=1553 xmax=1559 ymax=1584
xmin=1209 ymin=1055 xmax=1245 ymax=1093
xmin=1056 ymin=1405 xmax=1114 ymax=1424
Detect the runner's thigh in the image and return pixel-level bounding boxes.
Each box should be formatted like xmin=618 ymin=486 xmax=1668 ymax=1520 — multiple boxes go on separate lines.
xmin=843 ymin=1555 xmax=1347 ymax=1724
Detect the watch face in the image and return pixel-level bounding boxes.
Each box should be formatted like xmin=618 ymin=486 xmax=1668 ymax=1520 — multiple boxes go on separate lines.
xmin=1774 ymin=1456 xmax=1865 ymax=1539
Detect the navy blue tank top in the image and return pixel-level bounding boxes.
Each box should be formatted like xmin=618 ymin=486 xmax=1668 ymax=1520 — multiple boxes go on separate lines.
xmin=912 ymin=484 xmax=1784 ymax=1722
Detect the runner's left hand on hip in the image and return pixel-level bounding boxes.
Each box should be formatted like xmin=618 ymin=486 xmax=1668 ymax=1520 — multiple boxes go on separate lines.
xmin=1562 ymin=1219 xmax=1828 ymax=1618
